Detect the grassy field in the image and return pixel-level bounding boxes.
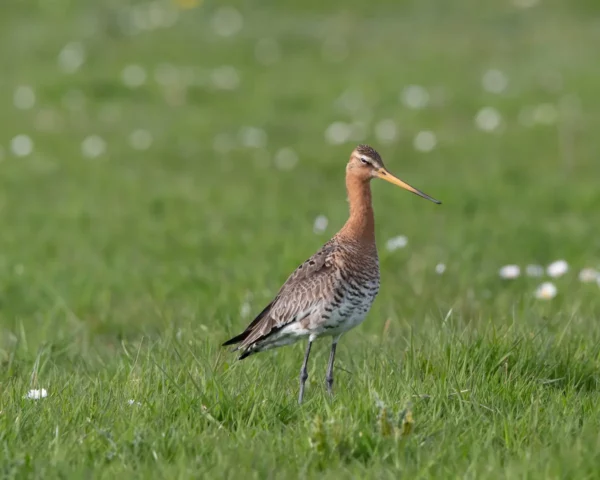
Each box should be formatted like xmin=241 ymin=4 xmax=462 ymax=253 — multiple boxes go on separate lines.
xmin=2 ymin=0 xmax=600 ymax=477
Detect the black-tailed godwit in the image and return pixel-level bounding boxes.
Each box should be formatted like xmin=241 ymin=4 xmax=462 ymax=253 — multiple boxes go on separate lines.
xmin=223 ymin=145 xmax=440 ymax=403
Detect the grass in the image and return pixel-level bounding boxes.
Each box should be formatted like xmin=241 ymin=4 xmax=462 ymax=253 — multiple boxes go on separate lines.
xmin=1 ymin=0 xmax=600 ymax=477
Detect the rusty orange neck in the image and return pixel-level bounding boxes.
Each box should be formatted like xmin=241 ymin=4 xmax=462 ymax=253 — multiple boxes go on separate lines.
xmin=338 ymin=174 xmax=375 ymax=244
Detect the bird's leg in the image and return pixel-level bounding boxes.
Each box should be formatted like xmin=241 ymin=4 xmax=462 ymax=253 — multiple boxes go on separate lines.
xmin=326 ymin=336 xmax=340 ymax=396
xmin=298 ymin=338 xmax=313 ymax=405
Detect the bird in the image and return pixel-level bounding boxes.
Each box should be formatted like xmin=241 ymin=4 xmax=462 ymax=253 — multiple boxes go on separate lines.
xmin=222 ymin=145 xmax=440 ymax=404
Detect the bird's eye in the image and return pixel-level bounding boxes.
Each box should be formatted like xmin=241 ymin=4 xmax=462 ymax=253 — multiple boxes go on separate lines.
xmin=360 ymin=157 xmax=369 ymax=165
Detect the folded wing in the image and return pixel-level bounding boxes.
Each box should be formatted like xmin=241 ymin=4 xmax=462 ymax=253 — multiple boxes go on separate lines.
xmin=222 ymin=242 xmax=340 ymax=356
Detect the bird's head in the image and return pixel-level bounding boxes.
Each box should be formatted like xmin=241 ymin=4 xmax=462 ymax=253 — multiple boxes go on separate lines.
xmin=347 ymin=144 xmax=441 ymax=204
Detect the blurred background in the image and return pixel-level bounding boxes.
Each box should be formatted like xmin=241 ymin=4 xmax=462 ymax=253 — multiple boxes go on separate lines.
xmin=1 ymin=0 xmax=599 ymax=350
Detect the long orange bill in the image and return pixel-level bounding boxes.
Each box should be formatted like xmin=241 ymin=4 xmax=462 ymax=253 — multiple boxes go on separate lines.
xmin=375 ymin=168 xmax=441 ymax=204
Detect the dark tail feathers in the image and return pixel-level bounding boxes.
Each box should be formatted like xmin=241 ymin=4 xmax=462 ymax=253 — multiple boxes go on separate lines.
xmin=221 ymin=300 xmax=275 ymax=348
xmin=221 ymin=331 xmax=250 ymax=347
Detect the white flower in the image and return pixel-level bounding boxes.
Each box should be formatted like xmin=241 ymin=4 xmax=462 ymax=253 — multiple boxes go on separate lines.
xmin=547 ymin=260 xmax=568 ymax=278
xmin=578 ymin=268 xmax=599 ymax=283
xmin=413 ymin=131 xmax=436 ymax=152
xmin=435 ymin=263 xmax=446 ymax=275
xmin=25 ymin=389 xmax=48 ymax=400
xmin=325 ymin=121 xmax=352 ymax=145
xmin=334 ymin=88 xmax=364 ymax=114
xmin=10 ymin=134 xmax=34 ymax=157
xmin=58 ymin=42 xmax=85 ymax=73
xmin=13 ymin=85 xmax=36 ymax=110
xmin=274 ymin=147 xmax=298 ymax=171
xmin=386 ymin=235 xmax=408 ymax=252
xmin=525 ymin=264 xmax=544 ymax=277
xmin=121 ymin=64 xmax=147 ymax=88
xmin=211 ymin=6 xmax=243 ymax=37
xmin=374 ymin=119 xmax=398 ymax=144
xmin=127 ymin=399 xmax=141 ymax=406
xmin=475 ymin=107 xmax=502 ymax=132
xmin=210 ymin=66 xmax=240 ymax=90
xmin=129 ymin=129 xmax=153 ymax=150
xmin=239 ymin=126 xmax=267 ymax=148
xmin=313 ymin=215 xmax=328 ymax=234
xmin=240 ymin=302 xmax=251 ymax=318
xmin=482 ymin=69 xmax=508 ymax=94
xmin=401 ymin=85 xmax=429 ymax=110
xmin=535 ymin=282 xmax=557 ymax=300
xmin=81 ymin=135 xmax=106 ymax=158
xmin=499 ymin=264 xmax=520 ymax=279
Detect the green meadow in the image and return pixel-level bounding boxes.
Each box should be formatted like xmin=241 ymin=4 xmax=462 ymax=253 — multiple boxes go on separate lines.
xmin=1 ymin=0 xmax=600 ymax=477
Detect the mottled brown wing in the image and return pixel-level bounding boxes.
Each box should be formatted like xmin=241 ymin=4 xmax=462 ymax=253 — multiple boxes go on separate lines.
xmin=233 ymin=242 xmax=340 ymax=351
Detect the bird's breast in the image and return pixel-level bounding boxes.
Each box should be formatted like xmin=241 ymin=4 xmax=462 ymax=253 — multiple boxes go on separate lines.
xmin=311 ymin=269 xmax=380 ymax=335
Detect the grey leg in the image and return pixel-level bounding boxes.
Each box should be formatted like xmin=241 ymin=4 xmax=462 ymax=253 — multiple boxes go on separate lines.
xmin=298 ymin=339 xmax=313 ymax=404
xmin=326 ymin=338 xmax=339 ymax=396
